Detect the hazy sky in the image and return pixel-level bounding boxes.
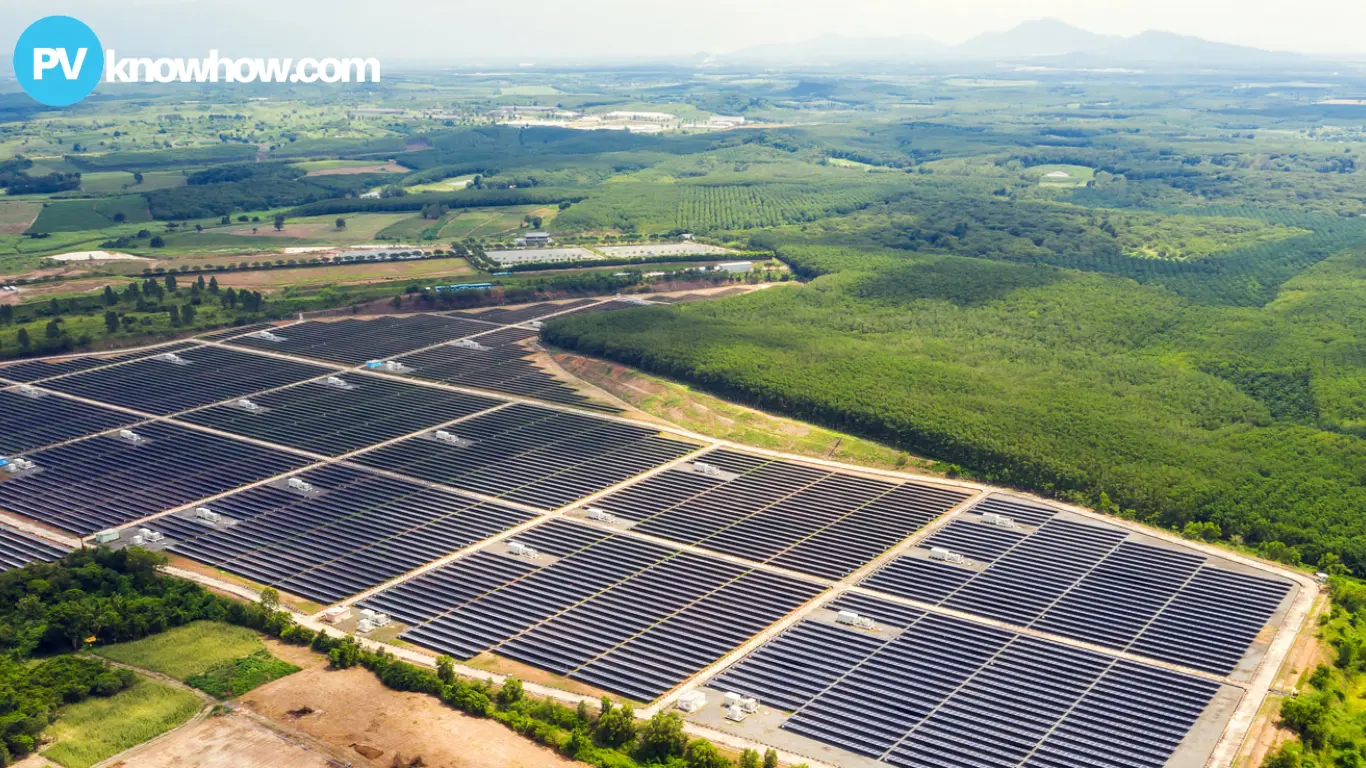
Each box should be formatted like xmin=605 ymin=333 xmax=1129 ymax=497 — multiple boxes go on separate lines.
xmin=4 ymin=0 xmax=1365 ymax=62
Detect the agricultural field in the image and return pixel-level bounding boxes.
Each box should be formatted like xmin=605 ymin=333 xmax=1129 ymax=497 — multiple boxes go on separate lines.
xmin=94 ymin=621 xmax=269 ymax=681
xmin=212 ymin=257 xmax=473 ymax=289
xmin=80 ymin=171 xmax=187 ymax=194
xmin=40 ymin=679 xmax=203 ymax=768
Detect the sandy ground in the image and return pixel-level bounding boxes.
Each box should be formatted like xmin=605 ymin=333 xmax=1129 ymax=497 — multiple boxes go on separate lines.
xmin=104 ymin=713 xmax=339 ymax=768
xmin=237 ymin=651 xmax=579 ymax=768
xmin=1237 ymin=592 xmax=1329 ymax=767
xmin=0 ymin=277 xmax=124 ymax=305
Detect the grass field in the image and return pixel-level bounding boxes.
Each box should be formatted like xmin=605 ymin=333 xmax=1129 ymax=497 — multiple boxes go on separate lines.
xmin=29 ymin=195 xmax=151 ymax=233
xmin=219 ymin=212 xmax=411 ymax=243
xmin=94 ymin=621 xmax=265 ymax=680
xmin=41 ymin=678 xmax=202 ymax=768
xmin=81 ymin=171 xmax=186 ymax=194
xmin=436 ymin=205 xmax=556 ymax=240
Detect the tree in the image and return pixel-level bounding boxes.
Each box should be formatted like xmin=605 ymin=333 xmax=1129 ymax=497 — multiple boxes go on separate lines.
xmin=102 ymin=285 xmax=117 ymax=306
xmin=763 ymin=748 xmax=778 ymax=768
xmin=684 ymin=739 xmax=731 ymax=768
xmin=16 ymin=328 xmax=29 ymax=352
xmin=150 ymin=235 xmax=165 ymax=248
xmin=181 ymin=303 xmax=196 ymax=325
xmin=208 ymin=276 xmax=219 ymax=293
xmin=133 ymin=172 xmax=144 ymax=184
xmin=195 ymin=224 xmax=204 ymax=233
xmin=220 ymin=215 xmax=231 ymax=225
xmin=495 ymin=677 xmax=524 ymax=708
xmin=44 ymin=318 xmax=62 ymax=340
xmin=637 ymin=711 xmax=687 ymax=762
xmin=104 ymin=311 xmax=119 ymax=334
xmin=336 ymin=217 xmax=346 ymax=230
xmin=167 ymin=305 xmax=181 ymax=326
xmin=595 ymin=702 xmax=635 ymax=748
xmin=273 ymin=214 xmax=286 ymax=231
xmin=259 ymin=587 xmax=280 ymax=613
xmin=165 ymin=274 xmax=178 ymax=293
xmin=436 ymin=655 xmax=455 ymax=686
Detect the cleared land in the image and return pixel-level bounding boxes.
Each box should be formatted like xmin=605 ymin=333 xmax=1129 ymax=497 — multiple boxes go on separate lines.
xmin=239 ymin=656 xmax=579 ymax=768
xmin=0 ymin=201 xmax=42 ymax=234
xmin=213 ymin=257 xmax=473 ymax=289
xmin=105 ymin=713 xmax=337 ymax=768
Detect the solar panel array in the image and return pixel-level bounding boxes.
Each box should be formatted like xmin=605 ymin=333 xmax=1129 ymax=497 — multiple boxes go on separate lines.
xmin=178 ymin=374 xmax=505 ymax=456
xmin=394 ymin=327 xmax=621 ymax=412
xmin=593 ymin=450 xmax=971 ymax=578
xmin=713 ymin=594 xmax=1222 ymax=768
xmin=365 ymin=519 xmax=824 ymax=701
xmin=454 ymin=299 xmax=599 ymax=325
xmin=197 ymin=322 xmax=278 ymax=341
xmin=229 ymin=314 xmax=497 ymax=364
xmin=0 ymin=422 xmax=313 ymax=534
xmin=0 ymin=390 xmax=142 ymax=454
xmin=353 ymin=403 xmax=698 ymax=509
xmin=863 ymin=508 xmax=1292 ymax=674
xmin=0 ymin=528 xmax=68 ymax=571
xmin=42 ymin=345 xmax=332 ymax=415
xmin=0 ymin=341 xmax=200 ymax=383
xmin=151 ymin=465 xmax=534 ymax=603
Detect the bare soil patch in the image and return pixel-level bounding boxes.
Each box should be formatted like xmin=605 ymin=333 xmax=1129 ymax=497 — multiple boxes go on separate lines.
xmin=214 ymin=259 xmax=472 ymax=290
xmin=305 ymin=162 xmax=408 ymax=177
xmin=106 ymin=712 xmax=339 ymax=768
xmin=239 ymin=662 xmax=579 ymax=768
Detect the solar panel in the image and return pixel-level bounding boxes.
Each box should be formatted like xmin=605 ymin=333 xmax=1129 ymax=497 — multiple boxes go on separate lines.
xmin=352 ymin=403 xmax=698 ymax=509
xmin=0 ymin=341 xmax=201 ymax=383
xmin=0 ymin=389 xmax=143 ymax=454
xmin=713 ymin=593 xmax=1223 ymax=768
xmin=41 ymin=345 xmax=333 ymax=415
xmin=863 ymin=516 xmax=1293 ymax=676
xmin=367 ymin=519 xmax=822 ymax=701
xmin=394 ymin=327 xmax=622 ymax=412
xmin=0 ymin=527 xmax=67 ymax=571
xmin=156 ymin=464 xmax=533 ymax=603
xmin=0 ymin=421 xmax=314 ymax=534
xmin=178 ymin=374 xmax=505 ymax=456
xmin=596 ymin=451 xmax=971 ymax=578
xmin=230 ymin=315 xmax=497 ymax=364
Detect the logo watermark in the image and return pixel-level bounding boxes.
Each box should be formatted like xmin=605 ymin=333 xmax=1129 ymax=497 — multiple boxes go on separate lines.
xmin=13 ymin=16 xmax=381 ymax=107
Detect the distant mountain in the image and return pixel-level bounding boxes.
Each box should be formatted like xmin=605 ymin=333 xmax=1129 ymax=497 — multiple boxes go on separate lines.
xmin=725 ymin=34 xmax=946 ymax=64
xmin=719 ymin=19 xmax=1324 ymax=71
xmin=951 ymin=19 xmax=1115 ymax=60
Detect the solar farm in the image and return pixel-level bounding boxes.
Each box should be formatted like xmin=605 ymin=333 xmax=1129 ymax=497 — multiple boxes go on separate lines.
xmin=0 ymin=300 xmax=1309 ymax=768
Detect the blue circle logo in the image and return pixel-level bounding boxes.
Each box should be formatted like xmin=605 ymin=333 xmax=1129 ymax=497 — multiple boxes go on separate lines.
xmin=13 ymin=17 xmax=104 ymax=107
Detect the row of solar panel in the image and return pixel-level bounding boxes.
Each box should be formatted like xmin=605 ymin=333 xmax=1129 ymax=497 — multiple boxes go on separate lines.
xmin=353 ymin=402 xmax=699 ymax=509
xmin=0 ymin=528 xmax=67 ymax=571
xmin=864 ymin=513 xmax=1291 ymax=674
xmin=0 ymin=421 xmax=314 ymax=534
xmin=713 ymin=594 xmax=1221 ymax=768
xmin=393 ymin=326 xmax=622 ymax=412
xmin=229 ymin=314 xmax=499 ymax=364
xmin=150 ymin=464 xmax=536 ymax=603
xmin=363 ymin=519 xmax=824 ymax=701
xmin=0 ymin=341 xmax=200 ymax=383
xmin=593 ymin=449 xmax=971 ymax=579
xmin=179 ymin=373 xmax=506 ymax=456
